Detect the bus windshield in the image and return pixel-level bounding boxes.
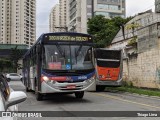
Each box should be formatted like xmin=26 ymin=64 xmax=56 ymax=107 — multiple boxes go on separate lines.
xmin=42 ymin=45 xmax=94 ymax=70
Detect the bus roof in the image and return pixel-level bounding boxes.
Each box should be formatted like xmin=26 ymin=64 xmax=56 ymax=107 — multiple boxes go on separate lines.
xmin=43 ymin=32 xmax=92 ymax=36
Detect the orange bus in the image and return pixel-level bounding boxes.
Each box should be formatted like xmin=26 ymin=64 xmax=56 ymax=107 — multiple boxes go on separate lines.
xmin=94 ymin=48 xmax=123 ymax=91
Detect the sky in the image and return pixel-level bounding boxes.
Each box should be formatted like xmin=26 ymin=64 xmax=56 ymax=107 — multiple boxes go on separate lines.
xmin=36 ymin=0 xmax=155 ymax=38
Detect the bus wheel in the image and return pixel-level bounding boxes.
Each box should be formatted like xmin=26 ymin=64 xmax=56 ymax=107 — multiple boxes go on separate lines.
xmin=36 ymin=92 xmax=43 ymax=101
xmin=75 ymin=91 xmax=84 ymax=99
xmin=96 ymin=86 xmax=105 ymax=92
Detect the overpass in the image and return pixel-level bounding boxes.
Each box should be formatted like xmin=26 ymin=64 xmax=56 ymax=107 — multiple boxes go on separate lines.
xmin=0 ymin=44 xmax=29 ymax=58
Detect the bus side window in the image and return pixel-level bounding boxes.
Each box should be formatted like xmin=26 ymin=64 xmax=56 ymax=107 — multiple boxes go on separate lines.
xmin=42 ymin=47 xmax=47 ymax=68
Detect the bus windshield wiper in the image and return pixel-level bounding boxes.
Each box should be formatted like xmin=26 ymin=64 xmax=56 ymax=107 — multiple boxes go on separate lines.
xmin=56 ymin=44 xmax=65 ymax=58
xmin=76 ymin=45 xmax=82 ymax=57
xmin=74 ymin=45 xmax=82 ymax=64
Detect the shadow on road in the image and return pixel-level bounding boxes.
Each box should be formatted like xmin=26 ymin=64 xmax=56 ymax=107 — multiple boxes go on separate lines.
xmin=90 ymin=89 xmax=125 ymax=94
xmin=40 ymin=93 xmax=92 ymax=104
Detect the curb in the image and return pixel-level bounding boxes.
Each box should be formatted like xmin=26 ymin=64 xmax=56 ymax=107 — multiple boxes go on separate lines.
xmin=125 ymin=92 xmax=160 ymax=100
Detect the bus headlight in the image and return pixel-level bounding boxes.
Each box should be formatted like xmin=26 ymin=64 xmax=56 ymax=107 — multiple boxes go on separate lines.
xmin=42 ymin=76 xmax=50 ymax=82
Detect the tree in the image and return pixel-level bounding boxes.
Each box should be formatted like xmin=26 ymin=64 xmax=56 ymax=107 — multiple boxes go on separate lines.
xmin=87 ymin=16 xmax=132 ymax=48
xmin=0 ymin=59 xmax=12 ymax=72
xmin=87 ymin=15 xmax=108 ymax=47
xmin=9 ymin=46 xmax=24 ymax=72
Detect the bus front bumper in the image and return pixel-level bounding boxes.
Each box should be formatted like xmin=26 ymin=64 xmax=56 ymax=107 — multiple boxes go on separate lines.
xmin=96 ymin=78 xmax=122 ymax=87
xmin=40 ymin=78 xmax=95 ymax=93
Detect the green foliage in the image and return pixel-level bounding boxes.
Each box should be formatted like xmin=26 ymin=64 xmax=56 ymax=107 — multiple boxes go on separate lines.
xmin=122 ymin=81 xmax=133 ymax=88
xmin=9 ymin=46 xmax=23 ymax=72
xmin=0 ymin=59 xmax=13 ymax=72
xmin=87 ymin=15 xmax=107 ymax=47
xmin=108 ymin=87 xmax=160 ymax=97
xmin=87 ymin=15 xmax=132 ymax=48
xmin=0 ymin=46 xmax=24 ymax=72
xmin=127 ymin=36 xmax=137 ymax=46
xmin=112 ymin=16 xmax=131 ymax=28
xmin=125 ymin=22 xmax=141 ymax=30
xmin=125 ymin=22 xmax=141 ymax=36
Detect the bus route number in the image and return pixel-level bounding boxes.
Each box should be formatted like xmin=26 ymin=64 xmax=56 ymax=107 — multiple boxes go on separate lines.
xmin=48 ymin=36 xmax=89 ymax=41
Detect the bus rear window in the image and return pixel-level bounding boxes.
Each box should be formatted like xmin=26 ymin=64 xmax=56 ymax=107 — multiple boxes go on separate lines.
xmin=97 ymin=60 xmax=120 ymax=68
xmin=95 ymin=50 xmax=121 ymax=60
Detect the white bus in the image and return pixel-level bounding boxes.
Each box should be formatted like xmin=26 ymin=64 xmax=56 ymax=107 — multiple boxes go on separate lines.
xmin=23 ymin=32 xmax=95 ymax=100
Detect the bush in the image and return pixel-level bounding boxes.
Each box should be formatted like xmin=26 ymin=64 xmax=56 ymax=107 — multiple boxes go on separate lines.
xmin=0 ymin=59 xmax=13 ymax=72
xmin=127 ymin=36 xmax=137 ymax=46
xmin=122 ymin=80 xmax=133 ymax=88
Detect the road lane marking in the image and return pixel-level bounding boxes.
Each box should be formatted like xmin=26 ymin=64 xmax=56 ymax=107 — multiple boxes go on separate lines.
xmin=92 ymin=93 xmax=160 ymax=110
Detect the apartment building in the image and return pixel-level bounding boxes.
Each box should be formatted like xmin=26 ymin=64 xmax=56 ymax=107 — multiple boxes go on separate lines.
xmin=155 ymin=0 xmax=160 ymax=13
xmin=68 ymin=0 xmax=93 ymax=33
xmin=59 ymin=0 xmax=68 ymax=31
xmin=0 ymin=0 xmax=36 ymax=47
xmin=49 ymin=4 xmax=60 ymax=32
xmin=50 ymin=0 xmax=126 ymax=33
xmin=94 ymin=0 xmax=126 ymax=18
xmin=68 ymin=0 xmax=125 ymax=33
xmin=49 ymin=0 xmax=68 ymax=32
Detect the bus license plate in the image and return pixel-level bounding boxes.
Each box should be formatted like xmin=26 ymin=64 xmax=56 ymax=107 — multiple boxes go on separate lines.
xmin=67 ymin=85 xmax=76 ymax=89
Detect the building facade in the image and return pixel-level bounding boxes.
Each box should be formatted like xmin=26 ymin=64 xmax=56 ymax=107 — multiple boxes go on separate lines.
xmin=68 ymin=0 xmax=93 ymax=33
xmin=49 ymin=0 xmax=68 ymax=32
xmin=49 ymin=4 xmax=60 ymax=32
xmin=94 ymin=0 xmax=126 ymax=18
xmin=110 ymin=11 xmax=160 ymax=89
xmin=155 ymin=0 xmax=160 ymax=13
xmin=0 ymin=0 xmax=36 ymax=47
xmin=67 ymin=0 xmax=125 ymax=33
xmin=59 ymin=0 xmax=68 ymax=31
xmin=49 ymin=0 xmax=126 ymax=33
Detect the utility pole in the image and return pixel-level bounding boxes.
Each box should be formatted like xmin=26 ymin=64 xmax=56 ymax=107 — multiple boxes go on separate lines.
xmin=55 ymin=27 xmax=68 ymax=32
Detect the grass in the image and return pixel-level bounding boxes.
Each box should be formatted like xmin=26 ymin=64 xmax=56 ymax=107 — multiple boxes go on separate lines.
xmin=105 ymin=86 xmax=160 ymax=97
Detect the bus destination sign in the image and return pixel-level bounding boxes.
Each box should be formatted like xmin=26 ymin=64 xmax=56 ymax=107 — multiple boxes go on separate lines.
xmin=45 ymin=35 xmax=92 ymax=42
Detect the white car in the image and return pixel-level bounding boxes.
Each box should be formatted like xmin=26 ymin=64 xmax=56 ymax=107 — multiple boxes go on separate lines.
xmin=6 ymin=73 xmax=23 ymax=81
xmin=0 ymin=74 xmax=27 ymax=120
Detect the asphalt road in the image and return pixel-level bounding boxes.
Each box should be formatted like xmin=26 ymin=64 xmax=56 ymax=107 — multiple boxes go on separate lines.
xmin=9 ymin=81 xmax=160 ymax=120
